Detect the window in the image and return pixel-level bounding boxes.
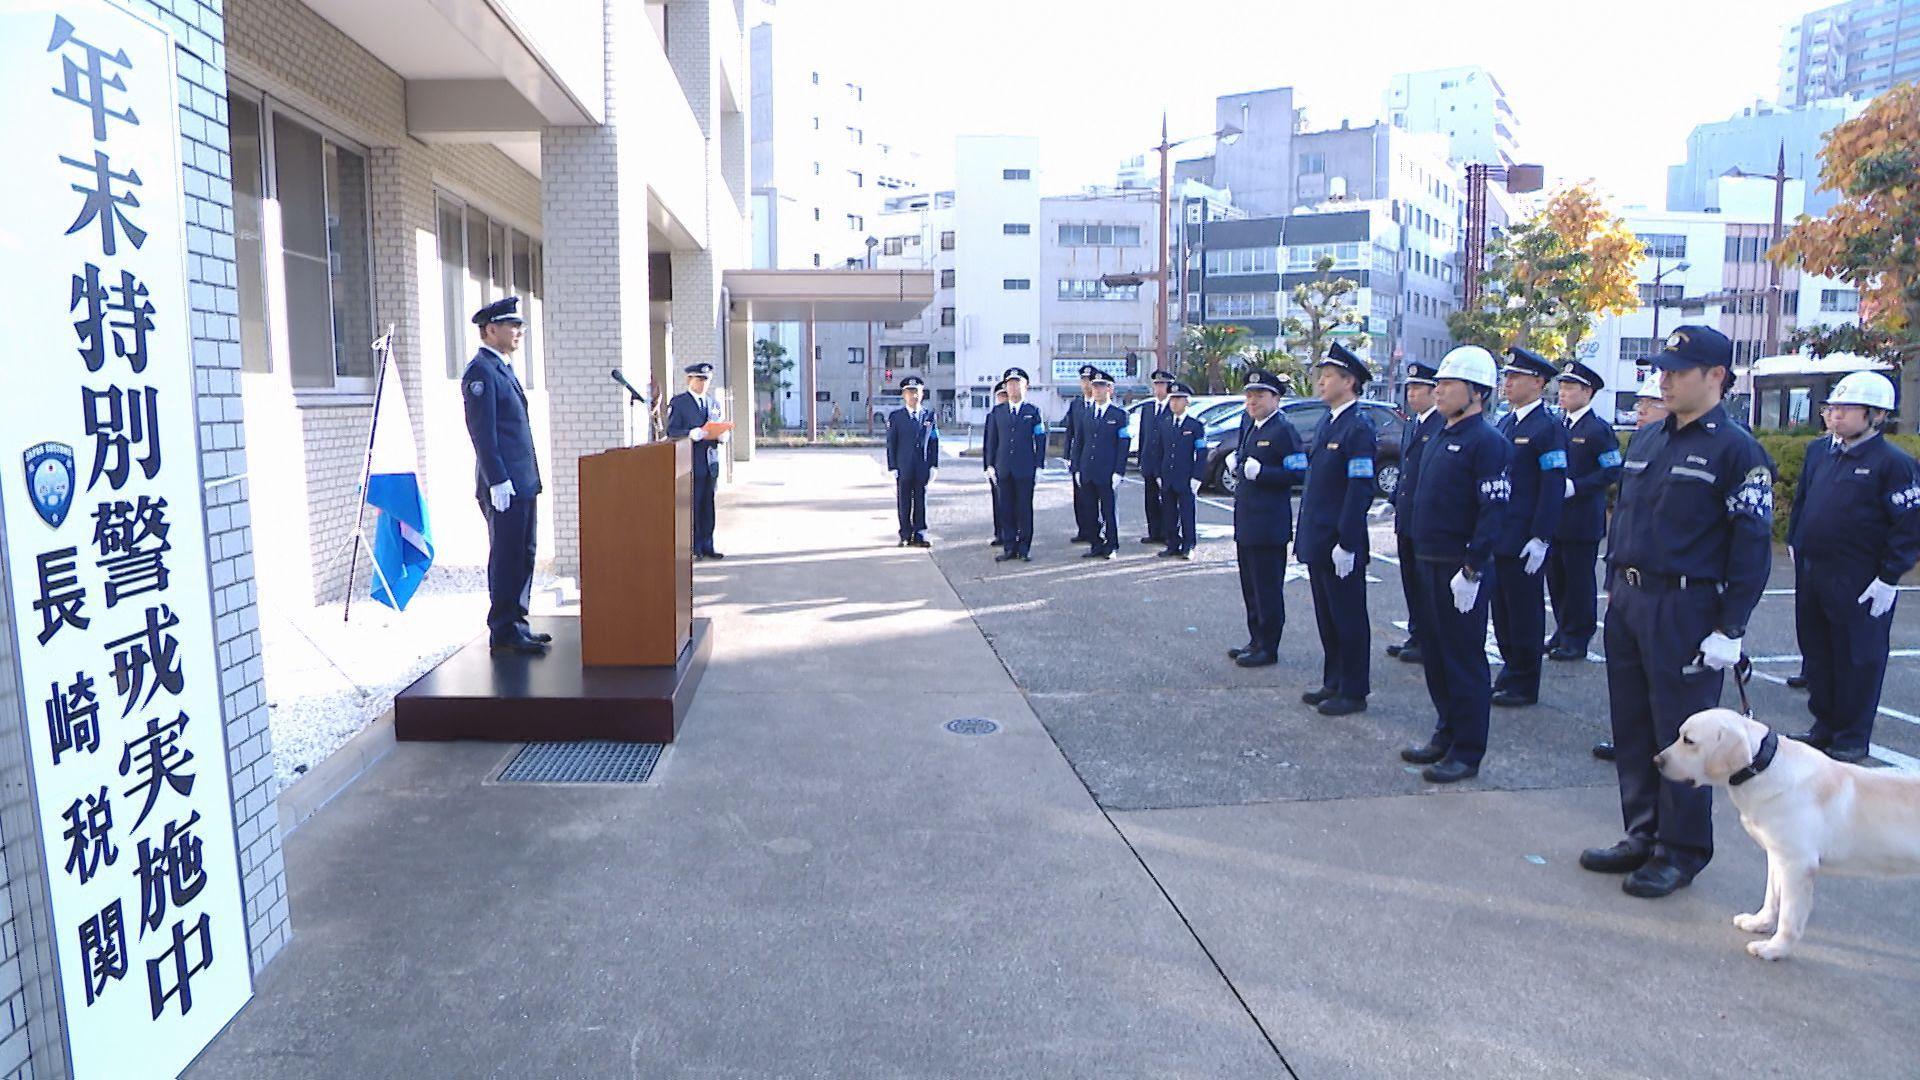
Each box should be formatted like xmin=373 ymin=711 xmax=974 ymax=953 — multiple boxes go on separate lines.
xmin=1205 ymin=292 xmax=1277 ymax=319
xmin=1055 ymin=331 xmax=1142 ymax=355
xmin=1821 ymin=288 xmax=1860 ymax=312
xmin=1287 ymin=242 xmax=1365 ymax=270
xmin=940 ymin=231 xmax=955 ymax=251
xmin=813 ymin=161 xmax=821 ymax=175
xmin=1205 ymin=247 xmax=1275 ymax=275
xmin=884 ymin=237 xmax=904 ymax=255
xmin=847 ymin=214 xmax=864 ymax=231
xmin=1059 ymin=279 xmax=1140 ymax=301
xmin=848 ymin=346 xmax=866 ymax=365
xmin=941 ymin=307 xmax=956 ymax=326
xmin=1299 ymin=152 xmax=1327 ymax=174
xmin=271 ymin=109 xmax=374 ymax=389
xmin=1003 ymin=223 xmax=1031 ymax=235
xmin=815 ymin=390 xmax=831 ymax=403
xmin=851 ymin=391 xmax=861 ymax=402
xmin=940 ymin=269 xmax=956 ymax=288
xmin=1620 ymin=336 xmax=1661 ymax=362
xmin=1725 ymin=234 xmax=1769 ymax=262
xmin=1057 ymin=224 xmax=1143 ymax=247
xmin=1638 ymin=283 xmax=1684 ymax=306
xmin=1002 ymin=168 xmax=1031 ymax=180
xmin=229 ymin=93 xmax=270 ymax=375
xmin=812 ymin=115 xmax=820 ymax=130
xmin=847 ymin=126 xmax=863 ymax=145
xmin=881 ymin=344 xmax=930 ymax=366
xmin=811 ymin=71 xmax=820 ymax=85
xmin=812 ymin=254 xmax=821 ymax=267
xmin=1003 ymin=333 xmax=1031 ymax=344
xmin=1003 ymin=278 xmax=1031 ymax=290
xmin=936 ymin=350 xmax=955 ymax=365
xmin=849 ymin=170 xmax=864 ymax=188
xmin=1636 ymin=233 xmax=1688 ymax=260
xmin=812 ymin=207 xmax=821 ymax=221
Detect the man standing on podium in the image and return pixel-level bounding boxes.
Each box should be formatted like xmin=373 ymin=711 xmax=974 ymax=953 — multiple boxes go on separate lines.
xmin=462 ymin=296 xmax=548 ymax=655
xmin=666 ymin=361 xmax=727 ymax=560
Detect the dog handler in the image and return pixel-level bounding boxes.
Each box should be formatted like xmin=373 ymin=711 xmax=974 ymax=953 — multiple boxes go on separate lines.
xmin=1785 ymin=372 xmax=1920 ymax=763
xmin=1580 ymin=326 xmax=1774 ymax=899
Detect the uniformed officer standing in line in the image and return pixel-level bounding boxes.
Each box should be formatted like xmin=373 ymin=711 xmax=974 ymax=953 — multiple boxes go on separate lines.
xmin=1065 ymin=365 xmax=1099 ymax=545
xmin=1580 ymin=326 xmax=1774 ymax=899
xmin=1546 ymin=361 xmax=1622 ymax=662
xmin=1157 ymin=380 xmax=1214 ymax=562
xmin=1073 ymin=369 xmax=1130 ymax=559
xmin=987 ymin=367 xmax=1048 ymax=562
xmin=462 ymin=296 xmax=547 ymax=654
xmin=1137 ymin=370 xmax=1177 ymax=546
xmin=1488 ymin=347 xmax=1566 ymax=708
xmin=1297 ymin=343 xmax=1377 ymax=717
xmin=1400 ymin=346 xmax=1510 ymax=782
xmin=1388 ymin=361 xmax=1443 ymax=664
xmin=1786 ymin=372 xmax=1920 ymax=762
xmin=1594 ymin=380 xmax=1674 ymax=763
xmin=886 ymin=375 xmax=939 ymax=548
xmin=985 ymin=380 xmax=1011 ymax=547
xmin=1225 ymin=370 xmax=1308 ymax=665
xmin=665 ymin=361 xmax=726 ymax=560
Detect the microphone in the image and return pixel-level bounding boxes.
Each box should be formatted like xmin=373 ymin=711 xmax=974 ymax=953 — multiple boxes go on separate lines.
xmin=610 ymin=369 xmax=647 ymax=404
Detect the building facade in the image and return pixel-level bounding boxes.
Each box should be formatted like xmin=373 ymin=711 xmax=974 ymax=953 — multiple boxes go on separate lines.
xmin=1383 ymin=65 xmax=1523 ymax=168
xmin=1666 ymin=96 xmax=1870 ymax=218
xmin=1779 ymin=0 xmax=1920 ymax=107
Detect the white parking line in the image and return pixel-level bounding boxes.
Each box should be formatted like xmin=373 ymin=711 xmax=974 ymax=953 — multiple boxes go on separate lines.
xmin=1745 ymin=667 xmax=1920 ymax=773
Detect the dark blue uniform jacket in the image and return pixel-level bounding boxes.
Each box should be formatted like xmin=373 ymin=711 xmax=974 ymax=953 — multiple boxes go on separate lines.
xmin=665 ymin=391 xmax=723 ymax=478
xmin=1410 ymin=413 xmax=1510 ymax=573
xmin=1392 ymin=409 xmax=1444 ymax=538
xmin=1295 ymin=402 xmax=1376 ymax=563
xmin=986 ymin=400 xmax=1048 ymax=480
xmin=1494 ymin=401 xmax=1566 ymax=555
xmin=1558 ymin=408 xmax=1623 ymax=544
xmin=886 ymin=406 xmax=940 ymax=479
xmin=1072 ymin=402 xmax=1130 ymax=479
xmin=1231 ymin=410 xmax=1307 ymax=547
xmin=462 ymin=348 xmax=542 ymax=499
xmin=1788 ymin=432 xmax=1920 ymax=584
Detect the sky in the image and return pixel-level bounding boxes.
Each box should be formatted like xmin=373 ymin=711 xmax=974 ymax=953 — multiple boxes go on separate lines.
xmin=758 ymin=0 xmax=1824 ymax=208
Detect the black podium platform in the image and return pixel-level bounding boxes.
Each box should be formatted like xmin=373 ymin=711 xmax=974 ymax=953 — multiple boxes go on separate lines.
xmin=393 ymin=616 xmax=712 ymax=743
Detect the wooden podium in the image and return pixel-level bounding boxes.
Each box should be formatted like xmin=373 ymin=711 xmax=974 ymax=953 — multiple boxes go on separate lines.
xmin=580 ymin=441 xmax=693 ymax=666
xmin=392 ymin=439 xmax=713 ymax=744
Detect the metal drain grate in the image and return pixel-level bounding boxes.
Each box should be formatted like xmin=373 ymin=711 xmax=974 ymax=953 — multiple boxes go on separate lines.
xmin=498 ymin=741 xmax=663 ymax=784
xmin=944 ymin=717 xmax=1000 ymax=736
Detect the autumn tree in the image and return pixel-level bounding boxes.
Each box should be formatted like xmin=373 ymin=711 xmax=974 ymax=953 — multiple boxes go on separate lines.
xmin=1282 ymin=255 xmax=1369 ymax=370
xmin=1771 ymin=81 xmax=1920 ymax=423
xmin=1180 ymin=322 xmax=1253 ymax=394
xmin=1448 ymin=183 xmax=1641 ymax=360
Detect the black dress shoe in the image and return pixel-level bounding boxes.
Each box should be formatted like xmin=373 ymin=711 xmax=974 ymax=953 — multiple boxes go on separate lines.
xmin=1318 ymin=697 xmax=1367 ymax=717
xmin=1140 ymin=536 xmax=1164 ymax=545
xmin=490 ymin=636 xmax=547 ymax=656
xmin=704 ymin=551 xmax=726 ymax=560
xmin=1155 ymin=547 xmax=1179 ymax=558
xmin=1234 ymin=650 xmax=1277 ymax=668
xmin=1019 ymin=553 xmax=1032 ymax=562
xmin=994 ymin=551 xmax=1019 ymax=562
xmin=1787 ymin=673 xmax=1808 ymax=689
xmin=1579 ymin=839 xmax=1653 ymax=874
xmin=1491 ymin=690 xmax=1537 ymax=708
xmin=1548 ymin=646 xmax=1585 ymax=661
xmin=911 ymin=537 xmax=932 ymax=548
xmin=1227 ymin=642 xmax=1258 ymax=660
xmin=1788 ymin=730 xmax=1833 ymax=750
xmin=1592 ymin=740 xmax=1616 ymax=761
xmin=1080 ymin=549 xmax=1105 ymax=559
xmin=1302 ymin=687 xmax=1335 ymax=706
xmin=1397 ymin=646 xmax=1424 ymax=665
xmin=1422 ymin=759 xmax=1478 ymax=784
xmin=1400 ymin=739 xmax=1448 ymax=765
xmin=1386 ymin=640 xmax=1407 ymax=657
xmin=1623 ymin=859 xmax=1695 ymax=899
xmin=527 ymin=631 xmax=553 ymax=644
xmin=1177 ymin=550 xmax=1193 ymax=561
xmin=1828 ymin=745 xmax=1870 ymax=764
xmin=1069 ymin=534 xmax=1093 ymax=543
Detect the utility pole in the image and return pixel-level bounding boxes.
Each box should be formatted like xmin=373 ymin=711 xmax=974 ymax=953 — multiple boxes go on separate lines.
xmin=1765 ymin=142 xmax=1788 ymax=358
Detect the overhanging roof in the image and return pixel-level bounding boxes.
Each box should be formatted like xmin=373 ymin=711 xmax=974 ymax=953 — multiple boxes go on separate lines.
xmin=723 ymin=269 xmax=937 ymax=323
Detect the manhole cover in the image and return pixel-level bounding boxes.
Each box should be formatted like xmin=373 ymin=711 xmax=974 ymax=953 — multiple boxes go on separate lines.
xmin=944 ymin=717 xmax=1000 ymax=736
xmin=498 ymin=741 xmax=663 ymax=783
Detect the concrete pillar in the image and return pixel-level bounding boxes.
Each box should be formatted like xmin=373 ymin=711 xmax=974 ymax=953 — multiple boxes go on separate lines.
xmin=727 ymin=308 xmax=755 ymax=460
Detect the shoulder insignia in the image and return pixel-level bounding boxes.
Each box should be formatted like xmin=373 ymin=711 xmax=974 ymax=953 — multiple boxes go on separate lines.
xmin=469 ymin=381 xmax=485 ymax=396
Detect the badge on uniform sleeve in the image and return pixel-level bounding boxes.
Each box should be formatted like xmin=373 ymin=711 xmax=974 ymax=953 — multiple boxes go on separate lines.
xmin=1327 ymin=441 xmax=1340 ymax=449
xmin=1256 ymin=441 xmax=1270 ymax=447
xmin=469 ymin=381 xmax=484 ymax=396
xmin=1726 ymin=466 xmax=1774 ymax=519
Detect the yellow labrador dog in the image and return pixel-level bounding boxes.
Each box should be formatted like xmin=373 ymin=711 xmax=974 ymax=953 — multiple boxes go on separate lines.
xmin=1655 ymin=707 xmax=1920 ymax=961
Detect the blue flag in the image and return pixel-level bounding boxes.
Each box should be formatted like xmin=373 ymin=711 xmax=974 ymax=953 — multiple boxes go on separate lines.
xmin=366 ymin=345 xmax=434 ymax=609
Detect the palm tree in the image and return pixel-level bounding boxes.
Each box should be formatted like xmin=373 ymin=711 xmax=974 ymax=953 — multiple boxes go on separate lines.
xmin=1180 ymin=323 xmax=1253 ymax=394
xmin=1245 ymin=347 xmax=1305 ymax=397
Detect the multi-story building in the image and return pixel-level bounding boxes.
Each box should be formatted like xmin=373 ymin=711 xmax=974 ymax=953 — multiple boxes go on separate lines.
xmin=1383 ymin=65 xmax=1524 ymax=168
xmin=1667 ymin=96 xmax=1871 ymax=217
xmin=1583 ymin=177 xmax=1860 ymax=423
xmin=1040 ymin=189 xmax=1160 ymax=400
xmin=1779 ymin=0 xmax=1920 ymax=107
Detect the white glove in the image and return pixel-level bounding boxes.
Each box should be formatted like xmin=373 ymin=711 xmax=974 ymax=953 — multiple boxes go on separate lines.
xmin=690 ymin=426 xmax=708 ymax=441
xmin=1450 ymin=569 xmax=1479 ymax=613
xmin=1859 ymin=577 xmax=1898 ymax=619
xmin=1564 ymin=477 xmax=1575 ymax=498
xmin=1243 ymin=457 xmax=1263 ymax=480
xmin=890 ymin=469 xmax=900 ymax=479
xmin=1190 ymin=476 xmax=1202 ymax=492
xmin=1226 ymin=452 xmax=1239 ymax=472
xmin=1698 ymin=631 xmax=1743 ymax=671
xmin=1332 ymin=545 xmax=1356 ymax=579
xmin=1521 ymin=538 xmax=1550 ymax=576
xmin=488 ymin=480 xmax=514 ymax=512
xmin=985 ymin=466 xmax=997 ymax=483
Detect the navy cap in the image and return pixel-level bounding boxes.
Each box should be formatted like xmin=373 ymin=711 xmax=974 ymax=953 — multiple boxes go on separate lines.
xmin=1502 ymin=346 xmax=1558 ymax=381
xmin=1404 ymin=361 xmax=1439 ymax=386
xmin=1149 ymin=369 xmax=1177 ymax=383
xmin=1168 ymin=381 xmax=1195 ymax=398
xmin=1243 ymin=369 xmax=1287 ymax=394
xmin=1652 ymin=325 xmax=1734 ymax=371
xmin=472 ymin=296 xmax=524 ymax=326
xmin=1077 ymin=364 xmax=1100 ymax=380
xmin=1317 ymin=342 xmax=1373 ymax=384
xmin=684 ymin=362 xmax=714 ymax=376
xmin=1089 ymin=369 xmax=1114 ymax=386
xmin=1557 ymin=360 xmax=1606 ymax=391
xmin=993 ymin=379 xmax=1010 ymax=393
xmin=899 ymin=375 xmax=926 ymax=390
xmin=1002 ymin=366 xmax=1030 ymax=382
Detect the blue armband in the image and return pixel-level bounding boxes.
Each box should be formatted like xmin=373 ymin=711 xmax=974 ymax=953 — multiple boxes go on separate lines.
xmin=1032 ymin=422 xmax=1046 ymax=436
xmin=1599 ymin=449 xmax=1623 ymax=468
xmin=1283 ymin=453 xmax=1309 ymax=471
xmin=1347 ymin=457 xmax=1375 ymax=479
xmin=1539 ymin=450 xmax=1568 ymax=471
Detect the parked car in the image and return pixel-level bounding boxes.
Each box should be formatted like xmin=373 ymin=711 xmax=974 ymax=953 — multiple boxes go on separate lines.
xmin=1204 ymin=398 xmax=1409 ymax=499
xmin=1122 ymin=395 xmax=1239 ymax=466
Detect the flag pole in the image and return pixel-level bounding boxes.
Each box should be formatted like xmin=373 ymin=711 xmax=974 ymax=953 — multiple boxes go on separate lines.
xmin=344 ymin=326 xmax=397 ymax=622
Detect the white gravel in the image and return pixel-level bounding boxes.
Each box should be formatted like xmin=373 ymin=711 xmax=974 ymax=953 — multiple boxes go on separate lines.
xmin=259 ymin=565 xmax=562 ymax=789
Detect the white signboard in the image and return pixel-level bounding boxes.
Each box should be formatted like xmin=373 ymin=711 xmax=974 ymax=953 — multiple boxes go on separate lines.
xmin=0 ymin=2 xmax=252 ymax=1076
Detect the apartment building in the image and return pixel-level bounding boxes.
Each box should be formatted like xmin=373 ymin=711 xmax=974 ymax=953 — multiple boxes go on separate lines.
xmin=1779 ymin=0 xmax=1920 ymax=106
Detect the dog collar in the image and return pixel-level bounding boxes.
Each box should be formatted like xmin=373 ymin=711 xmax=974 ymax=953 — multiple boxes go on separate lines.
xmin=1728 ymin=730 xmax=1779 ymax=787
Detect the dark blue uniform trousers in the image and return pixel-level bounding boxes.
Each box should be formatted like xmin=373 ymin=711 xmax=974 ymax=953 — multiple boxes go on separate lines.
xmin=1395 ymin=534 xmax=1421 ymax=651
xmin=1547 ymin=541 xmax=1601 ymax=653
xmin=1604 ymin=579 xmax=1720 ymax=873
xmin=1412 ymin=558 xmax=1491 ymax=767
xmin=989 ymin=478 xmax=1008 ymax=545
xmin=1162 ymin=487 xmax=1197 ymax=553
xmin=997 ymin=475 xmax=1036 ymax=554
xmin=895 ymin=474 xmax=928 ymax=540
xmin=1142 ymin=473 xmax=1166 ymax=540
xmin=1237 ymin=543 xmax=1287 ymax=651
xmin=1087 ymin=476 xmax=1119 ymax=552
xmin=1796 ymin=553 xmax=1893 ymax=755
xmin=692 ymin=470 xmax=718 ymax=554
xmin=1072 ymin=474 xmax=1096 ymax=539
xmin=1492 ymin=555 xmax=1546 ymax=699
xmin=1309 ymin=560 xmax=1369 ymax=699
xmin=481 ymin=494 xmax=537 ymax=643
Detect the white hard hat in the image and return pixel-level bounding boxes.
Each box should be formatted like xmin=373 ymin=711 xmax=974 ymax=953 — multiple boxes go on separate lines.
xmin=1635 ymin=380 xmax=1664 ymax=401
xmin=1434 ymin=345 xmax=1497 ymax=388
xmin=1827 ymin=371 xmax=1896 ymax=411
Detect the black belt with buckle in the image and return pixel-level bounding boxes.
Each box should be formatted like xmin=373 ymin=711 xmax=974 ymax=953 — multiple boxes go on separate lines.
xmin=1620 ymin=566 xmax=1717 ymax=591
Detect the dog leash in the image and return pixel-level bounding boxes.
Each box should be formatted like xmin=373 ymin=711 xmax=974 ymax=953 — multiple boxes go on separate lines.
xmin=1680 ymin=654 xmax=1755 ymax=717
